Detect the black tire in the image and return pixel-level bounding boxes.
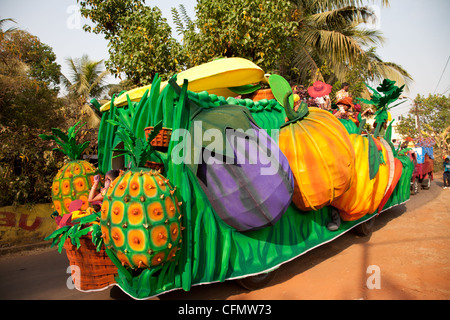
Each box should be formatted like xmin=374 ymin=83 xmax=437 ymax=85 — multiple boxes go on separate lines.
xmin=411 ymin=179 xmax=419 ymax=195
xmin=110 ymin=285 xmax=133 ymax=300
xmin=235 ymin=269 xmax=278 ymax=290
xmin=353 ymin=217 xmax=376 ymax=237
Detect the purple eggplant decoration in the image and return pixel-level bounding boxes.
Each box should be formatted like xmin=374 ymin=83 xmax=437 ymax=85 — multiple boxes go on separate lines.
xmin=196 ymin=122 xmax=294 ymax=232
xmin=169 ymin=78 xmax=294 ymax=232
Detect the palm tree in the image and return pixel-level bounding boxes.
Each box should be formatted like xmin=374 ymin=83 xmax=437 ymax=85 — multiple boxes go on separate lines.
xmin=61 ymin=54 xmax=110 ymax=104
xmin=0 ymin=17 xmax=18 ymax=33
xmin=283 ymin=0 xmax=412 ymax=90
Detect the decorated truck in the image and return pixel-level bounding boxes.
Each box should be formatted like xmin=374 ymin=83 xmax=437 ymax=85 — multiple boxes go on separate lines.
xmin=43 ymin=58 xmax=414 ymax=299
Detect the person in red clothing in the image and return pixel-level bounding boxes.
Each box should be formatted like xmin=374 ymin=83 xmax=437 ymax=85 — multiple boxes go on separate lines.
xmin=307 ymin=81 xmax=332 ymax=111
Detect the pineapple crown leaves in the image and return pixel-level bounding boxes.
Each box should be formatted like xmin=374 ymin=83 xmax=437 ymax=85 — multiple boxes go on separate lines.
xmin=107 ymin=113 xmax=163 ymax=168
xmin=38 ymin=121 xmax=90 ymax=161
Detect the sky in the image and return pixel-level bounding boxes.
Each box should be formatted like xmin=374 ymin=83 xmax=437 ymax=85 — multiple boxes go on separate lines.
xmin=1 ymin=0 xmax=450 ymax=119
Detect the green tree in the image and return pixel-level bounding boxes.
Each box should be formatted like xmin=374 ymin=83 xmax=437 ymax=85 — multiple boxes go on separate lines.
xmin=0 ymin=27 xmax=63 ymax=129
xmin=0 ymin=21 xmax=65 ymax=205
xmin=174 ymin=0 xmax=411 ymax=92
xmin=78 ymin=0 xmax=185 ymax=85
xmin=282 ymin=0 xmax=412 ymax=89
xmin=1 ymin=28 xmax=61 ymax=91
xmin=396 ymin=94 xmax=450 ymax=167
xmin=179 ymin=0 xmax=298 ymax=73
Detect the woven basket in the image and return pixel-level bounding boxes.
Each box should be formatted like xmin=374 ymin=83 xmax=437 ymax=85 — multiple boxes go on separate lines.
xmin=145 ymin=160 xmax=165 ymax=173
xmin=250 ymin=89 xmax=275 ymax=101
xmin=64 ymin=236 xmax=117 ymax=291
xmin=144 ymin=126 xmax=172 ymax=147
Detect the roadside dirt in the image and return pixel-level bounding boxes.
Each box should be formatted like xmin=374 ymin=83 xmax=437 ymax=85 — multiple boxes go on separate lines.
xmin=160 ymin=172 xmax=450 ymax=300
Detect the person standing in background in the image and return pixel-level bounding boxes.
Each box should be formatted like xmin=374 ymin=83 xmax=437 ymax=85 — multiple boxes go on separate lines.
xmin=444 ymin=156 xmax=450 ymax=189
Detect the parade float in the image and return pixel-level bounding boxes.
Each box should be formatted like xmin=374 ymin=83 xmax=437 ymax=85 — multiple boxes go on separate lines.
xmin=43 ymin=57 xmax=414 ymax=299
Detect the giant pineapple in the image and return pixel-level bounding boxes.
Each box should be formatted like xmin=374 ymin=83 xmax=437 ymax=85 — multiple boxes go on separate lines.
xmin=100 ymin=119 xmax=183 ymax=269
xmin=39 ymin=122 xmax=96 ymax=216
xmin=101 ymin=169 xmax=182 ymax=268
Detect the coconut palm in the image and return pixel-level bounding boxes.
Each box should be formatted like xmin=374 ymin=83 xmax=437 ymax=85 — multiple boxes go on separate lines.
xmin=61 ymin=54 xmax=110 ymax=104
xmin=0 ymin=17 xmax=18 ymax=33
xmin=284 ymin=0 xmax=412 ymax=90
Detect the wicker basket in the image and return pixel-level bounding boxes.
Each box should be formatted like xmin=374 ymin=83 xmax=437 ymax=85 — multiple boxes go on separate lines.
xmin=64 ymin=236 xmax=117 ymax=291
xmin=144 ymin=126 xmax=172 ymax=147
xmin=250 ymin=89 xmax=275 ymax=101
xmin=145 ymin=160 xmax=165 ymax=173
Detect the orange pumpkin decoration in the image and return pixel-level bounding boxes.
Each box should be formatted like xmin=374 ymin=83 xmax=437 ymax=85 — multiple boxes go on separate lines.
xmin=331 ymin=135 xmax=392 ymax=221
xmin=278 ymin=95 xmax=355 ymax=212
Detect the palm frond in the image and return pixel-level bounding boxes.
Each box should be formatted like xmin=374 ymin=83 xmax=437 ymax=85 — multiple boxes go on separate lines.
xmin=309 ymin=5 xmax=375 ymax=28
xmin=63 ymin=55 xmax=109 ymax=102
xmin=0 ymin=17 xmax=18 ymax=33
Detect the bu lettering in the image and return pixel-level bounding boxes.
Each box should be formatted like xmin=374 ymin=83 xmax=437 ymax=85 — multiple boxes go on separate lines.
xmin=0 ymin=212 xmax=43 ymax=231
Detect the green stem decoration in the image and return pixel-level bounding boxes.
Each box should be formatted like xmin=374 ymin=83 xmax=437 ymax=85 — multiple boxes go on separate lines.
xmin=281 ymin=92 xmax=309 ymax=128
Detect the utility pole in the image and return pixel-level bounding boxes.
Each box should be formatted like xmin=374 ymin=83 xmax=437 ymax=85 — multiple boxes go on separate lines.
xmin=400 ymin=95 xmax=421 ymax=137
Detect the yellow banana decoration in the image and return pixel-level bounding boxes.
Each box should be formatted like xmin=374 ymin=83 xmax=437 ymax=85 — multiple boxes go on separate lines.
xmin=100 ymin=57 xmax=266 ymax=111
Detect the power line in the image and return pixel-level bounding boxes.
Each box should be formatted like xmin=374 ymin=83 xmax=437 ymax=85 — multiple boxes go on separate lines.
xmin=442 ymin=83 xmax=450 ymax=95
xmin=434 ymin=55 xmax=450 ymax=94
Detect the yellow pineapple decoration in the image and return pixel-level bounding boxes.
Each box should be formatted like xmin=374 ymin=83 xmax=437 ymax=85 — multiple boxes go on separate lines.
xmin=100 ymin=119 xmax=183 ymax=269
xmin=39 ymin=121 xmax=97 ymax=216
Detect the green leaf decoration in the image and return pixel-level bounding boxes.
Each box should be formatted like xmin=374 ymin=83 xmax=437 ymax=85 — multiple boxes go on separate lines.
xmin=355 ymin=97 xmax=377 ymax=106
xmin=368 ymin=135 xmax=380 ymax=180
xmin=44 ymin=213 xmax=104 ymax=253
xmin=278 ymin=91 xmax=309 ymax=129
xmin=168 ymin=76 xmax=258 ymax=174
xmin=267 ymin=74 xmax=309 ymax=127
xmin=229 ymin=84 xmax=261 ymax=95
xmin=108 ymin=109 xmax=163 ymax=168
xmin=377 ymin=79 xmax=397 ymax=93
xmin=38 ymin=121 xmax=90 ymax=161
xmin=384 ymin=120 xmax=398 ymax=157
xmin=268 ymin=74 xmax=294 ymax=109
xmin=358 ymin=79 xmax=405 ymax=138
xmin=90 ymin=98 xmax=102 ymax=111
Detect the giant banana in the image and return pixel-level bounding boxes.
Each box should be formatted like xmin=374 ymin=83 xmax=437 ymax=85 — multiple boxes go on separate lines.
xmin=100 ymin=57 xmax=267 ymax=111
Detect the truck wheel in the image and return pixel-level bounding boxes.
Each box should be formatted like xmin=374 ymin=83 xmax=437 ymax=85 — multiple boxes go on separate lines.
xmin=235 ymin=269 xmax=278 ymax=290
xmin=411 ymin=179 xmax=419 ymax=195
xmin=353 ymin=216 xmax=376 ymax=237
xmin=422 ymin=178 xmax=431 ymax=190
